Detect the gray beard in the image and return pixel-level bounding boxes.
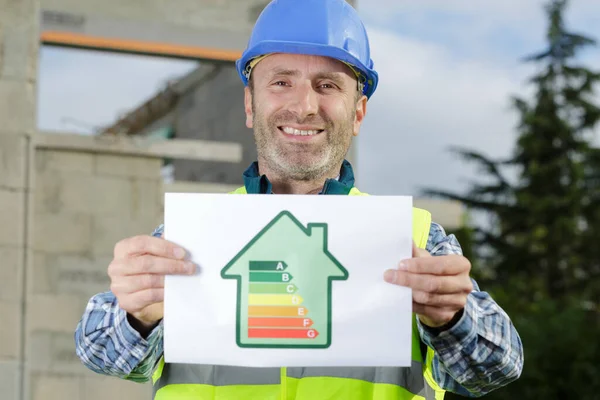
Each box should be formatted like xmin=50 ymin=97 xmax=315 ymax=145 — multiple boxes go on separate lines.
xmin=252 ymin=106 xmax=353 ymax=182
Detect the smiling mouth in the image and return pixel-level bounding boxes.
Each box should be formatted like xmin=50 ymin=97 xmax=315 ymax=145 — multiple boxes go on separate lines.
xmin=278 ymin=126 xmax=325 ymax=136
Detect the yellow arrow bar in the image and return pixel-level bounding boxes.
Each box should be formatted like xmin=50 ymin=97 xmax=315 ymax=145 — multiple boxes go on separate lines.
xmin=248 ymin=294 xmax=304 ymax=306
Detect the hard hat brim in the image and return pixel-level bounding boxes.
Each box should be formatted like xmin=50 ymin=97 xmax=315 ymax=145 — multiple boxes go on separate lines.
xmin=236 ymin=40 xmax=378 ymax=99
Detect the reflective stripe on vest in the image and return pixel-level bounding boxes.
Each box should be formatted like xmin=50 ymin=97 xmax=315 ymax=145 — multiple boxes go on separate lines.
xmin=152 ymin=186 xmax=445 ymax=400
xmin=153 ymin=363 xmax=442 ymax=399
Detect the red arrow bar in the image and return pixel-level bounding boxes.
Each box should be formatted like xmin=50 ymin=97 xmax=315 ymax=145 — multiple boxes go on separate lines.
xmin=248 ymin=328 xmax=319 ymax=339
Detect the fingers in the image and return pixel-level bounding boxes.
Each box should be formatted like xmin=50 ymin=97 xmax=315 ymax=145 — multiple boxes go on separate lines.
xmin=111 ymin=274 xmax=165 ymax=294
xmin=109 ymin=233 xmax=189 ymax=327
xmin=114 ymin=235 xmax=186 ymax=260
xmin=399 ymin=254 xmax=471 ymax=275
xmin=412 ymin=241 xmax=431 ymax=258
xmin=387 ymin=251 xmax=473 ymax=328
xmin=413 ymin=303 xmax=460 ymax=327
xmin=108 ymin=256 xmax=196 ymax=278
xmin=412 ymin=290 xmax=468 ymax=308
xmin=117 ymin=289 xmax=164 ymax=314
xmin=384 ymin=270 xmax=473 ymax=294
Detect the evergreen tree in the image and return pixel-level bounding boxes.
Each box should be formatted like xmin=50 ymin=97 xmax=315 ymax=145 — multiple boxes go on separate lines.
xmin=424 ymin=1 xmax=600 ymax=397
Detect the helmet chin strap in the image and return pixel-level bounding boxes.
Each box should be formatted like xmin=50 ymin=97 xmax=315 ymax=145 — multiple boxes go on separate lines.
xmin=244 ymin=54 xmax=272 ymax=80
xmin=341 ymin=61 xmax=367 ymax=94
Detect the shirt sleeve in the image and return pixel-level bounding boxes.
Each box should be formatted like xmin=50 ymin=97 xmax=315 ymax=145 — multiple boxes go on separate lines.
xmin=74 ymin=291 xmax=164 ymax=382
xmin=417 ymin=222 xmax=524 ymax=397
xmin=74 ymin=224 xmax=165 ymax=382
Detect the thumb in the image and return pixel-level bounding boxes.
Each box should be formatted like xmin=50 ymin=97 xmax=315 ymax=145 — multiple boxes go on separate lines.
xmin=412 ymin=240 xmax=431 ymax=258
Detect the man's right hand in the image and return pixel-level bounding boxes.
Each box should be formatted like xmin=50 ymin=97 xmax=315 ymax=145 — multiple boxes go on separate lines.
xmin=108 ymin=234 xmax=196 ymax=335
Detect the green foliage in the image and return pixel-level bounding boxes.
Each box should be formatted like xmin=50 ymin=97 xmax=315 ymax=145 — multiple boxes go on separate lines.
xmin=424 ymin=0 xmax=600 ymax=397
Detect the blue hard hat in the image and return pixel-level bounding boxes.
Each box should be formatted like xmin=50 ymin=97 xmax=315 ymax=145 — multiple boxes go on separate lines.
xmin=236 ymin=0 xmax=379 ymax=99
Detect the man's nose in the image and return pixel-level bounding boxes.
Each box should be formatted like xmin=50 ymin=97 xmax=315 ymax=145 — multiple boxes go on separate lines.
xmin=287 ymin=83 xmax=319 ymax=118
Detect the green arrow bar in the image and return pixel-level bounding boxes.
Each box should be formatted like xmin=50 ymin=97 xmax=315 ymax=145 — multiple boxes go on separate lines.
xmin=249 ymin=261 xmax=288 ymax=271
xmin=250 ymin=272 xmax=293 ymax=283
xmin=249 ymin=283 xmax=298 ymax=294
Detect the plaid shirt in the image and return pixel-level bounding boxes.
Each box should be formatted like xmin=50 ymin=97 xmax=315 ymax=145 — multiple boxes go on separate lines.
xmin=75 ymin=221 xmax=523 ymax=397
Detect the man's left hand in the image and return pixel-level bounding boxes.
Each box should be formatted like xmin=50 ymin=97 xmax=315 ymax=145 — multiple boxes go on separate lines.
xmin=383 ymin=242 xmax=473 ymax=328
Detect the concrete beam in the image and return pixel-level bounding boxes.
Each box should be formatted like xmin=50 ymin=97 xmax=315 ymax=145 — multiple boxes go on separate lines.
xmin=413 ymin=198 xmax=465 ymax=231
xmin=34 ymin=132 xmax=243 ymax=163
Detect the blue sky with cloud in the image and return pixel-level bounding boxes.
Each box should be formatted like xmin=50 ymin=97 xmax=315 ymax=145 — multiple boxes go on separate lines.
xmin=355 ymin=0 xmax=600 ymax=195
xmin=37 ymin=0 xmax=600 ymax=197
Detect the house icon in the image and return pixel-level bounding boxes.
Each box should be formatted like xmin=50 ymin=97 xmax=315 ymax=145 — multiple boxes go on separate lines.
xmin=221 ymin=210 xmax=349 ymax=348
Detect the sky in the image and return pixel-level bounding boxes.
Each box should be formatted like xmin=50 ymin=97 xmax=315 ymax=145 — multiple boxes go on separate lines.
xmin=37 ymin=0 xmax=600 ymax=197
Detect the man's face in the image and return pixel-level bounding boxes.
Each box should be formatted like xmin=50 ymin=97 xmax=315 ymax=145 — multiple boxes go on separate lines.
xmin=244 ymin=53 xmax=367 ymax=181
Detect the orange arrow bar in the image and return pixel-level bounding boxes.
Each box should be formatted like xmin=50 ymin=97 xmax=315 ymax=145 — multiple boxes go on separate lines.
xmin=248 ymin=317 xmax=313 ymax=328
xmin=248 ymin=306 xmax=308 ymax=317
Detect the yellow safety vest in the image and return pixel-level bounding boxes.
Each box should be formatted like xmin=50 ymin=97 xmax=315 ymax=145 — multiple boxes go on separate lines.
xmin=151 ymin=186 xmax=445 ymax=400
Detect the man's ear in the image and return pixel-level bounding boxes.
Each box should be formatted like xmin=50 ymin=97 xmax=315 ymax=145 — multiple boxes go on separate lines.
xmin=353 ymin=95 xmax=367 ymax=137
xmin=244 ymin=86 xmax=253 ymax=129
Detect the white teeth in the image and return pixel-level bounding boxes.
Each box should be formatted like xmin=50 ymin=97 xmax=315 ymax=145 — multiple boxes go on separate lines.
xmin=282 ymin=127 xmax=320 ymax=136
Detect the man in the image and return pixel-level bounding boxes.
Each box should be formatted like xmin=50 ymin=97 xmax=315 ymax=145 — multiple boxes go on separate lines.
xmin=75 ymin=0 xmax=523 ymax=398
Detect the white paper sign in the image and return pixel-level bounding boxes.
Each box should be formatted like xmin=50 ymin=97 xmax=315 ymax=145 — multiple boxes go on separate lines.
xmin=163 ymin=193 xmax=414 ymax=367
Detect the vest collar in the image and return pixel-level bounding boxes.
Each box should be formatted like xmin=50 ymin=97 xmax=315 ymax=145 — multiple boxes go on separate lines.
xmin=242 ymin=160 xmax=356 ymax=195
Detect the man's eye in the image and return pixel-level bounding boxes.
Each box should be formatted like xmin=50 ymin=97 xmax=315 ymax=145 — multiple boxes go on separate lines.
xmin=319 ymin=83 xmax=336 ymax=89
xmin=274 ymin=81 xmax=288 ymax=86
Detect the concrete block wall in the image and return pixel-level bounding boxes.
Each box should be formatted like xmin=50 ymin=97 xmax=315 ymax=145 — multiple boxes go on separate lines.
xmin=0 ymin=0 xmax=39 ymax=399
xmin=41 ymin=0 xmax=356 ymax=34
xmin=28 ymin=145 xmax=164 ymax=400
xmin=41 ymin=0 xmax=270 ymax=33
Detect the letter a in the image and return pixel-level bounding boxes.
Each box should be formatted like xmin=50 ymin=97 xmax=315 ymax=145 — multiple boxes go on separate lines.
xmin=276 ymin=262 xmax=284 ymax=270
